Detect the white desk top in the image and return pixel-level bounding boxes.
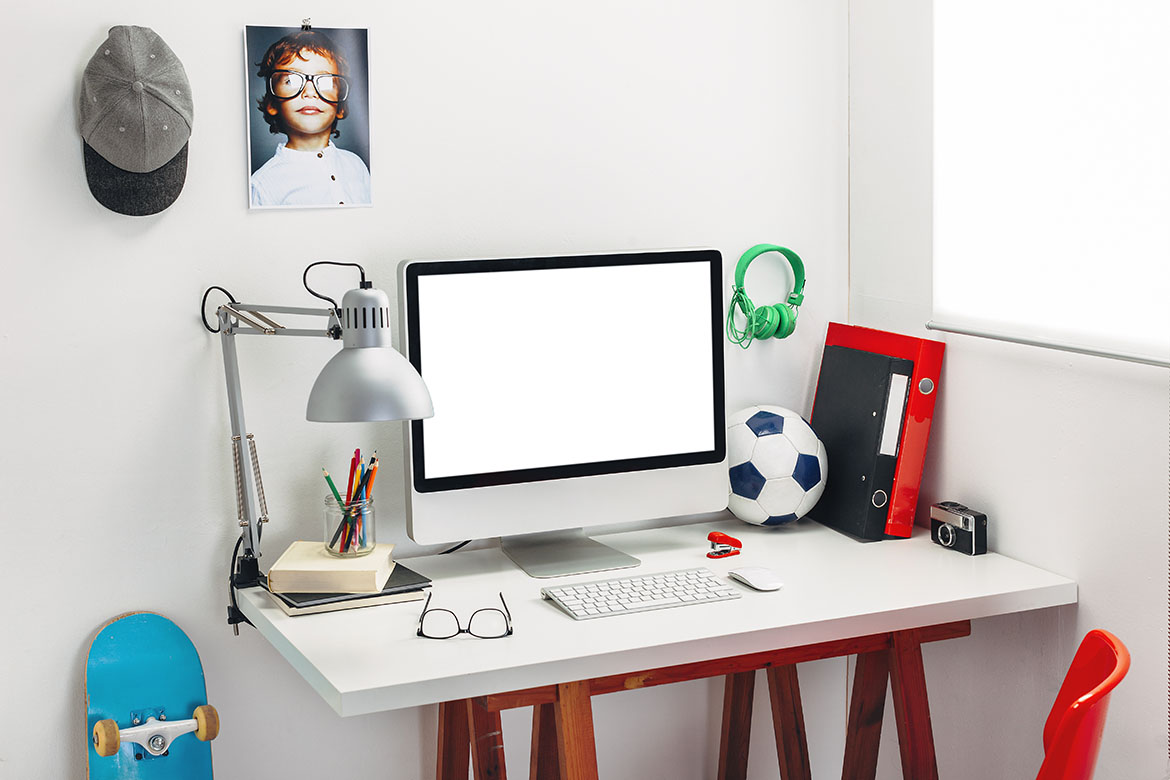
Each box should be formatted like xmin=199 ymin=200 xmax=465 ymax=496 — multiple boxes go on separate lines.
xmin=236 ymin=519 xmax=1076 ymax=717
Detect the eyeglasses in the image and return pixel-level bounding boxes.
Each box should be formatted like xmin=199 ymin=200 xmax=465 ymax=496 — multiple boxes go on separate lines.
xmin=416 ymin=592 xmax=513 ymax=640
xmin=268 ymin=70 xmax=350 ymax=103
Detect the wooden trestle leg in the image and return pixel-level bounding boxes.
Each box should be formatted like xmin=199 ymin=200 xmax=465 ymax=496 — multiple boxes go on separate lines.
xmin=468 ymin=698 xmax=507 ymax=779
xmin=554 ymin=680 xmax=600 ymax=780
xmin=889 ymin=630 xmax=939 ymax=780
xmin=437 ymin=699 xmax=471 ymax=780
xmin=766 ymin=664 xmax=812 ymax=780
xmin=438 ymin=698 xmax=506 ymax=780
xmin=530 ymin=702 xmax=561 ymax=780
xmin=842 ymin=649 xmax=889 ymax=780
xmin=717 ymin=670 xmax=756 ymax=780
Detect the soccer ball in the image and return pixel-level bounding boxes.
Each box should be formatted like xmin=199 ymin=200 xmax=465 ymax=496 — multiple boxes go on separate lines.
xmin=727 ymin=405 xmax=828 ymax=526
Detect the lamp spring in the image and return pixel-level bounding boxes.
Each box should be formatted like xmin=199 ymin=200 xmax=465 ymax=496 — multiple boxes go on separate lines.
xmin=246 ymin=434 xmax=270 ymax=526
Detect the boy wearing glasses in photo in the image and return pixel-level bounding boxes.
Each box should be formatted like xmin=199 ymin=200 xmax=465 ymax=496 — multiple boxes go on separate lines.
xmin=250 ymin=29 xmax=371 ymax=207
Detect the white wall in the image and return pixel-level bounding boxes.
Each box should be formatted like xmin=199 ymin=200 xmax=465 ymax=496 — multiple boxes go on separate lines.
xmin=0 ymin=2 xmax=848 ymax=779
xmin=849 ymin=1 xmax=1169 ymax=778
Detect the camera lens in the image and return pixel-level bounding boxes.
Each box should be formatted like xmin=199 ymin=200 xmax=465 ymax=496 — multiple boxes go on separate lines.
xmin=938 ymin=524 xmax=956 ymax=547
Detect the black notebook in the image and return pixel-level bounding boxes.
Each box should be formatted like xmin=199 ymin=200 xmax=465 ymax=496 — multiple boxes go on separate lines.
xmin=264 ymin=562 xmax=432 ymax=616
xmin=807 ymin=344 xmax=914 ymax=541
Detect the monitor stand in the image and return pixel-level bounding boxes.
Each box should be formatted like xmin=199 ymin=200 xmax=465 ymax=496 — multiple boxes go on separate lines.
xmin=501 ymin=528 xmax=640 ymax=578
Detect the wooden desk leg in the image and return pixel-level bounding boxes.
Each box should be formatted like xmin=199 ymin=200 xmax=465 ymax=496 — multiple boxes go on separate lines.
xmin=717 ymin=671 xmax=756 ymax=780
xmin=468 ymin=697 xmax=507 ymax=780
xmin=437 ymin=699 xmax=471 ymax=780
xmin=841 ymin=649 xmax=889 ymax=780
xmin=766 ymin=664 xmax=812 ymax=780
xmin=889 ymin=630 xmax=939 ymax=780
xmin=531 ymin=702 xmax=561 ymax=780
xmin=554 ymin=680 xmax=600 ymax=780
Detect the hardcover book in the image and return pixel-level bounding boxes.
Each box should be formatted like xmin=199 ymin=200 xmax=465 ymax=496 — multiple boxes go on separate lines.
xmin=265 ymin=562 xmax=432 ymax=617
xmin=267 ymin=541 xmax=395 ymax=594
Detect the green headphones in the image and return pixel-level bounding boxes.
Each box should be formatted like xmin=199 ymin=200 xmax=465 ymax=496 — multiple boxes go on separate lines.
xmin=726 ymin=244 xmax=806 ymax=348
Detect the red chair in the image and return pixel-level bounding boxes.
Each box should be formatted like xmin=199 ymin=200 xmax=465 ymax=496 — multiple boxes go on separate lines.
xmin=1035 ymin=629 xmax=1130 ymax=780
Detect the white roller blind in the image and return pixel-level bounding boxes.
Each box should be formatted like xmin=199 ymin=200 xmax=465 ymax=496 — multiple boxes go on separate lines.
xmin=933 ymin=1 xmax=1170 ymax=364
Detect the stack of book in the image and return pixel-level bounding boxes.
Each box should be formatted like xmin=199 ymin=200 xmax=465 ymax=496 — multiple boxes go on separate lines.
xmin=264 ymin=541 xmax=431 ymax=617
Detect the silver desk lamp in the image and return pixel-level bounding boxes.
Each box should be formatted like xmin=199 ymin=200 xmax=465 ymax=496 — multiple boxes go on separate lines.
xmin=202 ymin=262 xmax=432 ymax=633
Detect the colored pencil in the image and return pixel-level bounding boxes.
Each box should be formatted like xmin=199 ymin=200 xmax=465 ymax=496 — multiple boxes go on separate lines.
xmin=349 ymin=463 xmax=374 ymax=506
xmin=354 ymin=448 xmax=361 ymax=491
xmin=322 ymin=469 xmax=345 ymax=508
xmin=360 ymin=455 xmax=379 ymax=546
xmin=350 ymin=466 xmax=362 ymax=503
xmin=329 ymin=510 xmax=349 ymax=549
xmin=340 ymin=514 xmax=352 ymax=552
xmin=365 ymin=454 xmax=379 ymax=499
xmin=324 ymin=468 xmax=352 ymax=550
xmin=331 ymin=460 xmax=363 ymax=550
xmin=344 ymin=461 xmax=376 ymax=552
xmin=345 ymin=450 xmax=358 ymax=503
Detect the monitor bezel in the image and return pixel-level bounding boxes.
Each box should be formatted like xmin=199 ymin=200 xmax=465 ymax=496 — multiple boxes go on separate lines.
xmin=403 ymin=249 xmax=726 ymax=494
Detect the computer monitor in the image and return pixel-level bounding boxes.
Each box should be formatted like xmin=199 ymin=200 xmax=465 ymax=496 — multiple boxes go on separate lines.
xmin=399 ymin=249 xmax=726 ymax=577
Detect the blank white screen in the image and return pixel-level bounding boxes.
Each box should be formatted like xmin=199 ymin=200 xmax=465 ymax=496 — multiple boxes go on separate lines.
xmin=415 ymin=262 xmax=715 ymax=479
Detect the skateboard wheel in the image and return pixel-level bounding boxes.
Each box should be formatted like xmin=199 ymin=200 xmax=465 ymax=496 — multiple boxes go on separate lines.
xmin=194 ymin=705 xmax=219 ymax=741
xmin=93 ymin=719 xmax=120 ymax=757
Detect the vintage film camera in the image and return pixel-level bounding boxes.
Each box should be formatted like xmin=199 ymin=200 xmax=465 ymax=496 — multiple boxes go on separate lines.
xmin=930 ymin=501 xmax=987 ymax=555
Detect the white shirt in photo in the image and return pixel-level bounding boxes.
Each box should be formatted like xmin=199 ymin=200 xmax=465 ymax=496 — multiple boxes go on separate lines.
xmin=250 ymin=142 xmax=371 ymax=207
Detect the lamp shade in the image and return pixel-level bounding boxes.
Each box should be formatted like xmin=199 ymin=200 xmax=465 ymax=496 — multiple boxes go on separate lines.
xmin=306 ymin=285 xmax=434 ymax=422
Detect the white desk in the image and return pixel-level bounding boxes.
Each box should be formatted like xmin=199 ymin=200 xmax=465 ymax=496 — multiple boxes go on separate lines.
xmin=237 ymin=518 xmax=1076 ymax=779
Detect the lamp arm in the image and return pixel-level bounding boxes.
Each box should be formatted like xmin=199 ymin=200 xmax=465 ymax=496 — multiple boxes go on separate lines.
xmin=205 ymin=273 xmax=433 ymax=636
xmin=216 ymin=304 xmax=340 ymax=567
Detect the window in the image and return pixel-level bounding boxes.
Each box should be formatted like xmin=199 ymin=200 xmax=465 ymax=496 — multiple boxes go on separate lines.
xmin=932 ymin=1 xmax=1169 ymax=366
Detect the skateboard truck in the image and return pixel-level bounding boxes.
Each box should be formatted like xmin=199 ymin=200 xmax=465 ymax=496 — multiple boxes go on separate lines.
xmin=707 ymin=531 xmax=742 ymax=558
xmin=92 ymin=705 xmax=219 ymax=759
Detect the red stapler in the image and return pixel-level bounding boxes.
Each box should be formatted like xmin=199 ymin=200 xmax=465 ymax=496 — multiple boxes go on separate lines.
xmin=707 ymin=531 xmax=742 ymax=558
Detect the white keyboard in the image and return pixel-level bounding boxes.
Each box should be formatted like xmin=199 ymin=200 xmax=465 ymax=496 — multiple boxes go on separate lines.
xmin=540 ymin=567 xmax=741 ymax=620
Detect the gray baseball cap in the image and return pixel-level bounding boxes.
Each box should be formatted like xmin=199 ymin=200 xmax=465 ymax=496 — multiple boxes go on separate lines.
xmin=79 ymin=26 xmax=194 ymax=216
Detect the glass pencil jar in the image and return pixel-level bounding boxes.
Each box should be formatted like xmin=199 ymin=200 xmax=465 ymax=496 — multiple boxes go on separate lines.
xmin=324 ymin=495 xmax=376 ymax=557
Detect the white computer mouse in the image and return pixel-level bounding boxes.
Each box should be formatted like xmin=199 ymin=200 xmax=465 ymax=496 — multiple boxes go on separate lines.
xmin=728 ymin=566 xmax=784 ymax=592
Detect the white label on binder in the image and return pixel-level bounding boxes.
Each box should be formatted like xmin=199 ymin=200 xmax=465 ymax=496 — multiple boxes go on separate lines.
xmin=879 ymin=373 xmax=910 ymax=456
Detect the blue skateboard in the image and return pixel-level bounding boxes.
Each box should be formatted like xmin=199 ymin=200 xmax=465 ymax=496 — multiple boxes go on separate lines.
xmin=86 ymin=612 xmax=217 ymax=779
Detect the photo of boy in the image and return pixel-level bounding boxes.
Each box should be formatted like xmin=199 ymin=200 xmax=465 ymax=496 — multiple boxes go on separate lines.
xmin=245 ymin=26 xmax=372 ymax=208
